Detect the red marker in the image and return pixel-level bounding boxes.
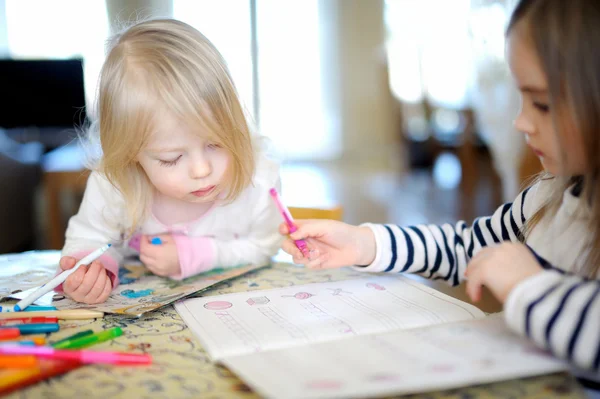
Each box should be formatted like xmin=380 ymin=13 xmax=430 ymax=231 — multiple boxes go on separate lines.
xmin=0 ymin=317 xmax=58 ymax=326
xmin=0 ymin=328 xmax=20 ymax=340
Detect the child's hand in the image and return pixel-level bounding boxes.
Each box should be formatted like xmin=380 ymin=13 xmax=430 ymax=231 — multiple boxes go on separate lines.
xmin=465 ymin=242 xmax=543 ymax=303
xmin=60 ymin=256 xmax=112 ymax=304
xmin=280 ymin=220 xmax=376 ymax=269
xmin=139 ymin=235 xmax=181 ymax=277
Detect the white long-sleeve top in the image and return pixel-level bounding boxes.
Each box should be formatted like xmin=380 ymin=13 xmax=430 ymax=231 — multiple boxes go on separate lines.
xmin=62 ymin=154 xmax=283 ymax=285
xmin=360 ymin=178 xmax=600 ymax=379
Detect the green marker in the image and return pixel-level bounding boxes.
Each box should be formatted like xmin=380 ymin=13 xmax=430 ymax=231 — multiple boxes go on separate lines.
xmin=54 ymin=327 xmax=123 ymax=349
xmin=51 ymin=329 xmax=94 ymax=347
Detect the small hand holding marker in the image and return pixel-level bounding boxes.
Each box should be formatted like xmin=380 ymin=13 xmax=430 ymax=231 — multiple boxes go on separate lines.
xmin=269 ymin=188 xmax=312 ymax=259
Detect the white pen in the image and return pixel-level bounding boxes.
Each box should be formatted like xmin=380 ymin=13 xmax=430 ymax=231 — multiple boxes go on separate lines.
xmin=11 ymin=243 xmax=112 ymax=312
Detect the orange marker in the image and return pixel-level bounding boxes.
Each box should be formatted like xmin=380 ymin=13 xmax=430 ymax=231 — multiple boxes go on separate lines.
xmin=27 ymin=337 xmax=46 ymax=346
xmin=0 ymin=329 xmax=20 ymax=341
xmin=0 ymin=355 xmax=37 ymax=368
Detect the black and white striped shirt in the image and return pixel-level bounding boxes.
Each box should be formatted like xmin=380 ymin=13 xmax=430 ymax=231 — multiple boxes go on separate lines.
xmin=358 ymin=179 xmax=600 ymax=377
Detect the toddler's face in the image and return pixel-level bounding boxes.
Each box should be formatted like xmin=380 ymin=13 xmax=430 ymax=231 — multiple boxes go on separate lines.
xmin=137 ymin=110 xmax=230 ymax=203
xmin=507 ymin=25 xmax=586 ymax=176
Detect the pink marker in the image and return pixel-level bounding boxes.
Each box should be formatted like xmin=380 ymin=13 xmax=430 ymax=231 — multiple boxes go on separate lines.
xmin=0 ymin=345 xmax=152 ymax=365
xmin=269 ymin=188 xmax=311 ymax=257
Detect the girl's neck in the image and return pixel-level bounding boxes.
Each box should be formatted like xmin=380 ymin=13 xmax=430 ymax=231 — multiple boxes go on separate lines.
xmin=152 ymin=191 xmax=215 ymax=226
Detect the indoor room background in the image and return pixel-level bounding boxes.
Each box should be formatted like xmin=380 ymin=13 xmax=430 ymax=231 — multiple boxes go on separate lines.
xmin=0 ymin=0 xmax=540 ymax=257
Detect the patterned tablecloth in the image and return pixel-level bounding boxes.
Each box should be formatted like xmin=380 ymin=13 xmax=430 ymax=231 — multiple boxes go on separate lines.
xmin=6 ymin=263 xmax=585 ymax=399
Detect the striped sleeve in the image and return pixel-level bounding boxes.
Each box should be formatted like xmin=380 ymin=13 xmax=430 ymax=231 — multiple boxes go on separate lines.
xmin=354 ymin=185 xmax=535 ymax=286
xmin=505 ymin=271 xmax=600 ymax=375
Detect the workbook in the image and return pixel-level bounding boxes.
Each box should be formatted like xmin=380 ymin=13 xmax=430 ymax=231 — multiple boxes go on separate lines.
xmin=175 ymin=276 xmax=567 ymax=399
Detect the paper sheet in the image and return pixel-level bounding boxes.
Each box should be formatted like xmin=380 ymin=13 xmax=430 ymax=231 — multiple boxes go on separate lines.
xmin=223 ymin=315 xmax=567 ymax=399
xmin=174 ymin=276 xmax=486 ymax=360
xmin=0 ymin=251 xmax=264 ymax=317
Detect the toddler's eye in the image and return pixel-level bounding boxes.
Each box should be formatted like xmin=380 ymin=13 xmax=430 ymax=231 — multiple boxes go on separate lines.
xmin=207 ymin=143 xmax=221 ymax=150
xmin=158 ymin=155 xmax=182 ymax=166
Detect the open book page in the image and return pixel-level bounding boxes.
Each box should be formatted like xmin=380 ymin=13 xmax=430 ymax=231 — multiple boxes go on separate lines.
xmin=174 ymin=276 xmax=485 ymax=360
xmin=223 ymin=315 xmax=567 ymax=399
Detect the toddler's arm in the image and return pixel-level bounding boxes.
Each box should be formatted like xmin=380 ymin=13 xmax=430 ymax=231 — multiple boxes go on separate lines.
xmin=60 ymin=172 xmax=125 ymax=289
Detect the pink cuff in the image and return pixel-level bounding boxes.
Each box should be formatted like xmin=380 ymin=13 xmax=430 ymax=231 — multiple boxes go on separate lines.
xmin=55 ymin=250 xmax=119 ymax=292
xmin=128 ymin=233 xmax=142 ymax=252
xmin=171 ymin=235 xmax=215 ymax=280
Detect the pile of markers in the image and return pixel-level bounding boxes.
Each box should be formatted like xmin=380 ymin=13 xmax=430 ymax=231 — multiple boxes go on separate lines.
xmin=0 ymin=244 xmax=151 ymax=369
xmin=0 ymin=305 xmax=152 ymax=368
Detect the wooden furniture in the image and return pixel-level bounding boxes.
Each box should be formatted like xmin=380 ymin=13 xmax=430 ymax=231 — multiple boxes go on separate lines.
xmin=289 ymin=205 xmax=343 ymax=221
xmin=6 ymin=260 xmax=585 ymax=399
xmin=42 ymin=144 xmax=90 ymax=250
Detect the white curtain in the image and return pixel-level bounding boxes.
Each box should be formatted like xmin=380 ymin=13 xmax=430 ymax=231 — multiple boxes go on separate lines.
xmin=0 ymin=0 xmax=8 ymax=57
xmin=173 ymin=0 xmax=254 ymax=124
xmin=173 ymin=0 xmax=341 ymax=161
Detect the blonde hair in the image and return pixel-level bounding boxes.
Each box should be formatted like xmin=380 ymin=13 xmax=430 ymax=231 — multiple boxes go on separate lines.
xmin=508 ymin=0 xmax=600 ymax=278
xmin=90 ymin=19 xmax=255 ymax=232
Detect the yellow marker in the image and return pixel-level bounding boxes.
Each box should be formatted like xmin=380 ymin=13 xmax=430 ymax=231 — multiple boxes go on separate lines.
xmin=0 ymin=310 xmax=103 ymax=320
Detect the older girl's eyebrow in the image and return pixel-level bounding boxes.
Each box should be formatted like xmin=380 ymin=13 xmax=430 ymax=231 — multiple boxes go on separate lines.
xmin=520 ymin=85 xmax=548 ymax=94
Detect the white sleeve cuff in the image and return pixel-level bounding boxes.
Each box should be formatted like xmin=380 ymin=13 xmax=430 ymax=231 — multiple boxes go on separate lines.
xmin=351 ymin=223 xmax=394 ymax=273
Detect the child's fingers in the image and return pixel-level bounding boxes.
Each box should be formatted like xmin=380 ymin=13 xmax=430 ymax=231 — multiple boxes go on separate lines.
xmin=289 ymin=220 xmax=328 ymax=241
xmin=291 ymin=253 xmax=309 ymax=265
xmin=150 ymin=234 xmax=171 ymax=245
xmin=63 ymin=265 xmax=88 ymax=294
xmin=71 ymin=261 xmax=103 ymax=299
xmin=59 ymin=256 xmax=77 ymax=271
xmin=97 ymin=277 xmax=113 ymax=303
xmin=465 ymin=262 xmax=484 ymax=302
xmin=281 ymin=239 xmax=302 ymax=258
xmin=140 ymin=254 xmax=155 ymax=267
xmin=139 ymin=235 xmax=155 ymax=256
xmin=84 ymin=266 xmax=108 ymax=304
xmin=306 ymin=252 xmax=334 ymax=269
xmin=279 ymin=223 xmax=290 ymax=235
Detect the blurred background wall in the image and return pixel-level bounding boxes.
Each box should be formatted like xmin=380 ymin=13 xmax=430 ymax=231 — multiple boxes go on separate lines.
xmin=0 ymin=0 xmax=541 ymax=254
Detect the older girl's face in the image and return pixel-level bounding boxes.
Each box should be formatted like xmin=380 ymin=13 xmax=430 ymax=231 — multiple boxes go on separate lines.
xmin=507 ymin=24 xmax=587 ymax=176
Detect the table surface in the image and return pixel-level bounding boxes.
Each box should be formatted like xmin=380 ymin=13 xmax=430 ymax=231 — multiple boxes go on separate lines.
xmin=7 ymin=263 xmax=585 ymax=399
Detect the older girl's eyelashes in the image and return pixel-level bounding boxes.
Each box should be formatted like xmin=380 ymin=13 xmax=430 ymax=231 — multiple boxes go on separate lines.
xmin=533 ymin=101 xmax=550 ymax=113
xmin=158 ymin=155 xmax=182 ymax=167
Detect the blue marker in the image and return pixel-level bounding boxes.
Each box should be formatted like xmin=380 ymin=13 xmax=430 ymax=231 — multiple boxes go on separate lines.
xmin=16 ymin=341 xmax=37 ymax=346
xmin=1 ymin=323 xmax=60 ymax=335
xmin=24 ymin=306 xmax=58 ymax=312
xmin=151 ymin=237 xmax=162 ymax=245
